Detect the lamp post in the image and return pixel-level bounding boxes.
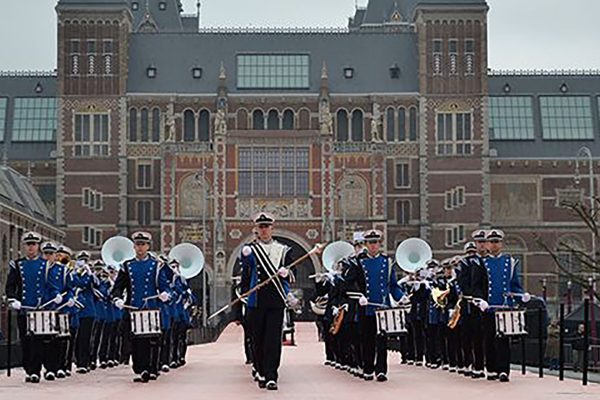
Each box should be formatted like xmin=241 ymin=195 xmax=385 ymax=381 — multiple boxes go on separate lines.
xmin=567 ymin=280 xmax=573 ymax=314
xmin=196 ymin=160 xmax=208 ymax=327
xmin=575 ymin=146 xmax=596 ymax=340
xmin=541 ymin=278 xmax=547 ymax=303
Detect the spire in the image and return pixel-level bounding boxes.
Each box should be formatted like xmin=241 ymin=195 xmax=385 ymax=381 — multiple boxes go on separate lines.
xmin=137 ymin=0 xmax=159 ymax=32
xmin=321 ymin=61 xmax=328 ymax=81
xmin=219 ymin=62 xmax=227 ymax=81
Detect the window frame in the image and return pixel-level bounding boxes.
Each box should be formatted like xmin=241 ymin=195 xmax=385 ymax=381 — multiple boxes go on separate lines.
xmin=136 ymin=200 xmax=153 ymax=226
xmin=435 ymin=111 xmax=473 ymax=156
xmin=12 ymin=97 xmax=58 ymax=142
xmin=72 ymin=112 xmax=110 ymax=158
xmin=236 ymin=53 xmax=310 ymax=90
xmin=136 ymin=161 xmax=154 ymax=190
xmin=539 ymin=95 xmax=594 ymax=140
xmin=394 ymin=161 xmax=411 ymax=189
xmin=396 ymin=200 xmax=411 ymax=225
xmin=489 ymin=96 xmax=535 ymax=140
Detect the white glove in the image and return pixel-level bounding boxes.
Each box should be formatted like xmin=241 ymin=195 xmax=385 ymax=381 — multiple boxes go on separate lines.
xmin=9 ymin=300 xmax=21 ymax=311
xmin=358 ymin=296 xmax=368 ymax=307
xmin=114 ymin=298 xmax=125 ymax=310
xmin=400 ymin=295 xmax=410 ymax=304
xmin=477 ymin=299 xmax=489 ymax=312
xmin=54 ymin=294 xmax=63 ymax=304
xmin=278 ymin=267 xmax=289 ymax=278
xmin=242 ymin=246 xmax=252 ymax=257
xmin=332 ymin=306 xmax=339 ymax=317
xmin=159 ymin=291 xmax=171 ymax=302
xmin=521 ymin=292 xmax=531 ymax=303
xmin=66 ymin=298 xmax=75 ymax=308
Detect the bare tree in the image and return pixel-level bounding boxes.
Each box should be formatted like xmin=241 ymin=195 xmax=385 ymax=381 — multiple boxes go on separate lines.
xmin=536 ymin=199 xmax=600 ymax=303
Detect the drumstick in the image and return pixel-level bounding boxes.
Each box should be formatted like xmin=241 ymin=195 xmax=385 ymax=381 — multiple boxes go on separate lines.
xmin=38 ymin=291 xmax=69 ymax=310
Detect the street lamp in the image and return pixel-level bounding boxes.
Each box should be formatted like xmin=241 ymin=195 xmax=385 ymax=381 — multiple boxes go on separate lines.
xmin=575 ymin=146 xmax=597 ymax=339
xmin=195 ymin=160 xmax=209 ymax=327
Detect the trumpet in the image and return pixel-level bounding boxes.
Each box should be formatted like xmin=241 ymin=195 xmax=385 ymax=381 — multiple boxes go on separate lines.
xmin=431 ymin=287 xmax=451 ymax=308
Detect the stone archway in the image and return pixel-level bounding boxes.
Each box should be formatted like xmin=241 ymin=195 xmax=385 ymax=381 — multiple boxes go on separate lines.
xmin=226 ymin=230 xmax=321 ymax=321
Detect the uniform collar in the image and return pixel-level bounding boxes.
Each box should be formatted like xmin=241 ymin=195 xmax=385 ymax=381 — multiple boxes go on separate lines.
xmin=259 ymin=238 xmax=274 ymax=245
xmin=488 ymin=252 xmax=504 ymax=259
xmin=136 ymin=254 xmax=150 ymax=262
xmin=25 ymin=254 xmax=41 ymax=261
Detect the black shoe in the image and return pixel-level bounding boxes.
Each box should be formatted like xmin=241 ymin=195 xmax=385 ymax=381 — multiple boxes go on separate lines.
xmin=30 ymin=374 xmax=40 ymax=384
xmin=499 ymin=373 xmax=510 ymax=383
xmin=57 ymin=370 xmax=66 ymax=379
xmin=161 ymin=365 xmax=170 ymax=373
xmin=25 ymin=375 xmax=31 ymax=383
xmin=133 ymin=376 xmax=143 ymax=383
xmin=141 ymin=371 xmax=150 ymax=383
xmin=266 ymin=381 xmax=278 ymax=391
xmin=90 ymin=362 xmax=97 ymax=371
xmin=471 ymin=371 xmax=485 ymax=379
xmin=376 ymin=373 xmax=388 ymax=382
xmin=258 ymin=379 xmax=267 ymax=389
xmin=65 ymin=370 xmax=72 ymax=377
xmin=179 ymin=359 xmax=186 ymax=366
xmin=45 ymin=372 xmax=56 ymax=381
xmin=149 ymin=373 xmax=158 ymax=381
xmin=245 ymin=360 xmax=253 ymax=365
xmin=76 ymin=367 xmax=87 ymax=374
xmin=364 ymin=373 xmax=374 ymax=381
xmin=99 ymin=362 xmax=107 ymax=369
xmin=487 ymin=373 xmax=498 ymax=381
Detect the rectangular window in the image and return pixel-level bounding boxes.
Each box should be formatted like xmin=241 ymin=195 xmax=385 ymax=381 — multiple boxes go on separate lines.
xmin=81 ymin=187 xmax=102 ymax=211
xmin=12 ymin=98 xmax=58 ymax=142
xmin=136 ymin=162 xmax=153 ymax=189
xmin=73 ymin=113 xmax=110 ymax=157
xmin=432 ymin=39 xmax=442 ymax=75
xmin=448 ymin=39 xmax=458 ymax=75
xmin=237 ymin=54 xmax=310 ymax=89
xmin=489 ymin=96 xmax=535 ymax=140
xmin=70 ymin=40 xmax=81 ymax=75
xmin=396 ymin=200 xmax=410 ymax=225
xmin=540 ymin=96 xmax=594 ymax=140
xmin=103 ymin=40 xmax=113 ymax=54
xmin=445 ymin=225 xmax=466 ymax=247
xmin=238 ymin=146 xmax=310 ymax=197
xmin=137 ymin=200 xmax=152 ymax=226
xmin=394 ymin=162 xmax=410 ymax=188
xmin=464 ymin=39 xmax=475 ymax=75
xmin=83 ymin=226 xmax=102 ymax=248
xmin=0 ymin=98 xmax=7 ymax=141
xmin=436 ymin=112 xmax=472 ymax=156
xmin=86 ymin=40 xmax=96 ymax=54
xmin=445 ymin=186 xmax=466 ymax=210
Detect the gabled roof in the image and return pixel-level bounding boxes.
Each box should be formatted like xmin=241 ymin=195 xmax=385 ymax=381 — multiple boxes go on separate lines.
xmin=0 ymin=166 xmax=55 ymax=223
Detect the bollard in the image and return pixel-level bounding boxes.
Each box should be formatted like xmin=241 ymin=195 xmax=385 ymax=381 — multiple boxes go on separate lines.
xmin=559 ymin=303 xmax=564 ymax=381
xmin=583 ymin=299 xmax=589 ymax=386
xmin=521 ymin=333 xmax=526 ymax=375
xmin=538 ymin=306 xmax=544 ymax=378
xmin=7 ymin=307 xmax=12 ymax=377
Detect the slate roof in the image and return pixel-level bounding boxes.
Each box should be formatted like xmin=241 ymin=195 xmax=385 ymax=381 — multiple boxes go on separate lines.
xmin=0 ymin=165 xmax=55 ymax=223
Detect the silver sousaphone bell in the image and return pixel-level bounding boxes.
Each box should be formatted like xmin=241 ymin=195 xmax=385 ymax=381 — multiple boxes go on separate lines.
xmin=321 ymin=241 xmax=355 ymax=272
xmin=168 ymin=243 xmax=205 ymax=279
xmin=101 ymin=236 xmax=136 ymax=270
xmin=395 ymin=238 xmax=433 ymax=273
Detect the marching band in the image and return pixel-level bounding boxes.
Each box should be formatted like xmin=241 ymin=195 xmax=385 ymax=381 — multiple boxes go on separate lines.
xmin=315 ymin=228 xmax=531 ymax=384
xmin=4 ymin=218 xmax=531 ymax=389
xmin=5 ymin=230 xmax=196 ymax=384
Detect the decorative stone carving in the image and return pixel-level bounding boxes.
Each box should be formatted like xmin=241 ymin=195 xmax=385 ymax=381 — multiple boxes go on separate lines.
xmin=165 ymin=103 xmax=176 ymax=142
xmin=338 ymin=175 xmax=369 ymax=219
xmin=306 ymin=229 xmax=319 ymax=240
xmin=179 ymin=174 xmax=210 ymax=218
xmin=319 ymin=99 xmax=333 ymax=136
xmin=179 ymin=223 xmax=209 ymax=244
xmin=128 ymin=144 xmax=161 ymax=158
xmin=237 ymin=199 xmax=311 ymax=219
xmin=229 ymin=229 xmax=242 ymax=240
xmin=214 ymin=107 xmax=227 ymax=136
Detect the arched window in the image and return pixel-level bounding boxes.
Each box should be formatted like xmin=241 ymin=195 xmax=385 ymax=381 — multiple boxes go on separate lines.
xmin=151 ymin=107 xmax=160 ymax=142
xmin=129 ymin=108 xmax=137 ymax=142
xmin=409 ymin=107 xmax=418 ymax=141
xmin=183 ymin=110 xmax=195 ymax=142
xmin=198 ymin=110 xmax=210 ymax=142
xmin=351 ymin=110 xmax=364 ymax=142
xmin=299 ymin=109 xmax=310 ymax=130
xmin=386 ymin=107 xmax=396 ymax=142
xmin=267 ymin=110 xmax=279 ymax=130
xmin=252 ymin=110 xmax=264 ymax=130
xmin=336 ymin=110 xmax=348 ymax=142
xmin=140 ymin=108 xmax=149 ymax=142
xmin=398 ymin=108 xmax=406 ymax=141
xmin=237 ymin=109 xmax=248 ymax=130
xmin=282 ymin=109 xmax=294 ymax=130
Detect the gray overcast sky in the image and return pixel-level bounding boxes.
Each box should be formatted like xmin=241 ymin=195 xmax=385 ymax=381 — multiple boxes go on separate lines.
xmin=0 ymin=0 xmax=599 ymax=71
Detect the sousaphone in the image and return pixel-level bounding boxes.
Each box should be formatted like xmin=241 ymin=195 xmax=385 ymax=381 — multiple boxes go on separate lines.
xmin=101 ymin=236 xmax=135 ymax=270
xmin=321 ymin=241 xmax=355 ymax=272
xmin=169 ymin=243 xmax=205 ymax=279
xmin=395 ymin=238 xmax=433 ymax=273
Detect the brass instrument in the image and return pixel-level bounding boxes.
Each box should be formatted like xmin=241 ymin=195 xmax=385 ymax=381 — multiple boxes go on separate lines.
xmin=447 ymin=295 xmax=462 ymax=329
xmin=431 ymin=287 xmax=451 ymax=308
xmin=395 ymin=238 xmax=433 ymax=273
xmin=329 ymin=304 xmax=348 ymax=335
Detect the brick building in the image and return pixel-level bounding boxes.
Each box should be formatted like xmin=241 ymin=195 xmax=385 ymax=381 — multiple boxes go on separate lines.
xmin=0 ymin=0 xmax=599 ymax=317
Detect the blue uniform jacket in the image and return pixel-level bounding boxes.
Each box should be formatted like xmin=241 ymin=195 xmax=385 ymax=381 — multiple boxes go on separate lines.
xmin=5 ymin=256 xmax=59 ymax=314
xmin=484 ymin=253 xmax=524 ymax=309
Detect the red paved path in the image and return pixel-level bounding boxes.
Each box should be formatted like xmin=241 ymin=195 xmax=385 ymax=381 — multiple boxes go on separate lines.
xmin=2 ymin=323 xmax=599 ymax=400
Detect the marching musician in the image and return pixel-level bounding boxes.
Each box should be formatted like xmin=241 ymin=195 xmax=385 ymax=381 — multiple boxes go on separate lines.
xmin=442 ymin=257 xmax=463 ymax=374
xmin=171 ymin=259 xmax=195 ymax=368
xmin=348 ymin=232 xmax=365 ymax=378
xmin=5 ymin=232 xmax=62 ymax=383
xmin=483 ymin=229 xmax=530 ymax=382
xmin=240 ymin=212 xmax=292 ymax=391
xmin=456 ymin=231 xmax=489 ymax=379
xmin=342 ymin=229 xmax=405 ymax=382
xmin=232 ymin=273 xmax=254 ymax=365
xmin=73 ymin=250 xmax=96 ymax=374
xmin=111 ymin=231 xmax=173 ymax=383
xmin=97 ymin=263 xmax=116 ymax=369
xmin=55 ymin=245 xmax=78 ymax=377
xmin=107 ymin=265 xmax=124 ymax=367
xmin=90 ymin=260 xmax=107 ymax=370
xmin=408 ymin=267 xmax=429 ymax=368
xmin=157 ymin=255 xmax=175 ymax=374
xmin=44 ymin=242 xmax=76 ymax=380
xmin=425 ymin=260 xmax=444 ymax=369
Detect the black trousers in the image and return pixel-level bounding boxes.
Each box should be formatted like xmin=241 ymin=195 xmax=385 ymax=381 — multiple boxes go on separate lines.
xmin=160 ymin=327 xmax=172 ymax=367
xmin=462 ymin=309 xmax=485 ymax=372
xmin=483 ymin=313 xmax=511 ymax=375
xmin=351 ymin=321 xmax=363 ymax=369
xmin=17 ymin=316 xmax=43 ymax=376
xmin=131 ymin=334 xmax=162 ymax=375
xmin=76 ymin=317 xmax=94 ymax=368
xmin=99 ymin=322 xmax=115 ymax=363
xmin=242 ymin=320 xmax=254 ymax=363
xmin=401 ymin=321 xmax=415 ymax=362
xmin=90 ymin=320 xmax=104 ymax=364
xmin=250 ymin=307 xmax=285 ymax=382
xmin=360 ymin=315 xmax=387 ymax=376
xmin=118 ymin=319 xmax=131 ymax=364
xmin=426 ymin=324 xmax=442 ymax=365
xmin=55 ymin=336 xmax=69 ymax=373
xmin=334 ymin=323 xmax=354 ymax=368
xmin=65 ymin=328 xmax=77 ymax=371
xmin=411 ymin=320 xmax=426 ymax=364
xmin=446 ymin=325 xmax=463 ymax=369
xmin=109 ymin=322 xmax=120 ymax=362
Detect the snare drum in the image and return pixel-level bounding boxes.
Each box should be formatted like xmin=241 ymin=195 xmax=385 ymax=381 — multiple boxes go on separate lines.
xmin=375 ymin=307 xmax=409 ymax=335
xmin=130 ymin=309 xmax=161 ymax=337
xmin=57 ymin=314 xmax=71 ymax=337
xmin=27 ymin=311 xmax=59 ymax=336
xmin=495 ymin=309 xmax=527 ymax=337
